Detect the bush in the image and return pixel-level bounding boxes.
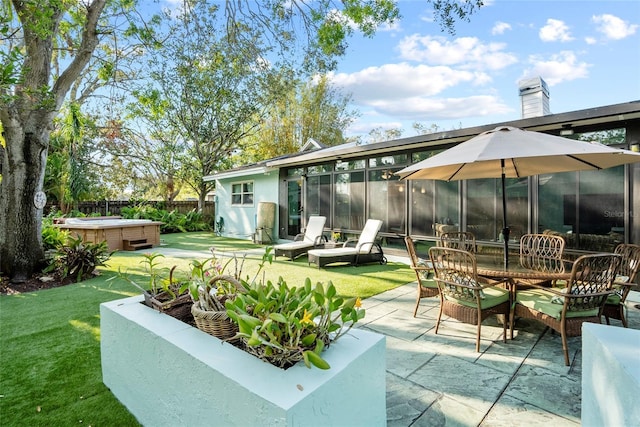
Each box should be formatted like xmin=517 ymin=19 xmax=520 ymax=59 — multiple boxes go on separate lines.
xmin=45 ymin=236 xmax=113 ymax=282
xmin=41 ymin=218 xmax=69 ymax=251
xmin=121 ymin=204 xmax=212 ymax=233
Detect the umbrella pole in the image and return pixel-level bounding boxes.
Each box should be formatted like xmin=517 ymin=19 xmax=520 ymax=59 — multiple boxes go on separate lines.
xmin=501 ymin=160 xmax=510 ymax=269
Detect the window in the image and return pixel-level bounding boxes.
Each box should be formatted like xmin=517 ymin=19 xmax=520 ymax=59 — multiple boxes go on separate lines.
xmin=306 ymin=174 xmax=332 ymax=221
xmin=409 ymin=180 xmax=459 ymax=237
xmin=368 ymin=168 xmax=405 ymax=234
xmin=231 ymin=182 xmax=254 ymax=206
xmin=334 ymin=171 xmax=365 ymax=230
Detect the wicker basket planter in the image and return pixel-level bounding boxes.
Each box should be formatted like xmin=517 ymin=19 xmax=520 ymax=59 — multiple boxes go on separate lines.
xmin=143 ymin=291 xmax=193 ymax=324
xmin=191 ymin=300 xmax=238 ymax=341
xmin=190 ymin=275 xmax=245 ymax=341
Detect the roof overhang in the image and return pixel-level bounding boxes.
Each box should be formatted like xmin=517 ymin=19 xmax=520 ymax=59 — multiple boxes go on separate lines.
xmin=203 ymin=166 xmax=275 ymax=182
xmin=267 ymin=100 xmax=640 ymax=168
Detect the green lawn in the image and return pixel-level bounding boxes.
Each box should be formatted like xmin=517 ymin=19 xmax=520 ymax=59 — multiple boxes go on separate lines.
xmin=0 ymin=233 xmax=414 ymax=425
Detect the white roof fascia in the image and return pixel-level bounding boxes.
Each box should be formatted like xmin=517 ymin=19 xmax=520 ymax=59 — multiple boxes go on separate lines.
xmin=203 ymin=166 xmax=274 ymax=182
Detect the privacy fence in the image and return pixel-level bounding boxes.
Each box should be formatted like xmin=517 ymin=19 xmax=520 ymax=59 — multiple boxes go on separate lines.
xmin=45 ymin=200 xmax=216 ymax=219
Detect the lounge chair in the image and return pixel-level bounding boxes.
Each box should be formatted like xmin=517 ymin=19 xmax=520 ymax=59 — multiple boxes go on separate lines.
xmin=307 ymin=219 xmax=386 ymax=268
xmin=274 ymin=216 xmax=327 ymax=260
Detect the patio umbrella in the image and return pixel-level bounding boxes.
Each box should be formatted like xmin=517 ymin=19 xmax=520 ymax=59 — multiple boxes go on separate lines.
xmin=396 ymin=126 xmax=640 ymax=269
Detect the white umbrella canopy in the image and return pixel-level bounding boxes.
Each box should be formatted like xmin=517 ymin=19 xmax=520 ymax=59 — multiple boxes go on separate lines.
xmin=397 ymin=126 xmax=640 ymax=181
xmin=397 ymin=126 xmax=640 ymax=268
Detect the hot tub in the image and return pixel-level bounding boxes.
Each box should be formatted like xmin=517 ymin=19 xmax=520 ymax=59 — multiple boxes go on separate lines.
xmin=55 ymin=218 xmax=163 ymax=251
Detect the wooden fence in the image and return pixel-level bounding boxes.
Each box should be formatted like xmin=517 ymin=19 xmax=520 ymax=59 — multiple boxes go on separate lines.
xmin=45 ymin=200 xmax=216 ymax=219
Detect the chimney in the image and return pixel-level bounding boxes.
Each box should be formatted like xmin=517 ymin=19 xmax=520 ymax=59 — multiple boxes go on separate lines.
xmin=518 ymin=77 xmax=550 ymax=118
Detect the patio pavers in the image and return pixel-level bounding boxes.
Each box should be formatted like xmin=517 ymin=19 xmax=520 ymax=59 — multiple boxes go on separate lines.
xmin=152 ymin=246 xmax=639 ymax=426
xmin=359 ymin=279 xmax=640 ymax=426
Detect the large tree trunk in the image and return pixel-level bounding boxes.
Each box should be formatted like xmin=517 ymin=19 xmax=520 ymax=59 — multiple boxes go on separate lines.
xmin=0 ymin=128 xmax=49 ymax=282
xmin=1 ymin=0 xmax=106 ymax=282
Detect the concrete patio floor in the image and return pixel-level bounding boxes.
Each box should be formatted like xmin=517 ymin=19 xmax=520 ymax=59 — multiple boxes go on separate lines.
xmin=155 ymin=246 xmax=639 ymax=426
xmin=359 ymin=277 xmax=640 ymax=427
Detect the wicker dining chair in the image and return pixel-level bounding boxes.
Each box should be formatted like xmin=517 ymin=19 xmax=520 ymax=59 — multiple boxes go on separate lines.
xmin=405 ymin=237 xmax=439 ymax=317
xmin=517 ymin=233 xmax=566 ymax=287
xmin=428 ymin=247 xmax=510 ymax=352
xmin=510 ymin=253 xmax=622 ymax=366
xmin=440 ymin=231 xmax=477 ymax=253
xmin=603 ymin=243 xmax=640 ymax=328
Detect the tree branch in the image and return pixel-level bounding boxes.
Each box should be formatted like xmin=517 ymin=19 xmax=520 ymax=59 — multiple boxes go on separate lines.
xmin=52 ymin=0 xmax=107 ymax=111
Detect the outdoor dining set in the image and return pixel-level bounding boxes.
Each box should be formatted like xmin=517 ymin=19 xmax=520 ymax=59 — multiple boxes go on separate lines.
xmin=271 ymin=210 xmax=639 ymax=367
xmin=406 ymin=232 xmax=640 ymax=366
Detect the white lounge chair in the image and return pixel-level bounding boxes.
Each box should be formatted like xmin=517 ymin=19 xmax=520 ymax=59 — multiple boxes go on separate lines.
xmin=274 ymin=216 xmax=327 ymax=260
xmin=307 ymin=219 xmax=386 ymax=268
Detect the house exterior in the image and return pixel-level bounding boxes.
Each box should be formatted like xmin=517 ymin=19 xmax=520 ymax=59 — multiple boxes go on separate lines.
xmin=204 ymin=98 xmax=640 ymax=254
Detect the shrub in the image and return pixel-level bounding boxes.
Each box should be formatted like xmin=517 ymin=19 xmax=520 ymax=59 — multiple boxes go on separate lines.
xmin=45 ymin=236 xmax=113 ymax=282
xmin=41 ymin=218 xmax=69 ymax=251
xmin=121 ymin=204 xmax=212 ymax=233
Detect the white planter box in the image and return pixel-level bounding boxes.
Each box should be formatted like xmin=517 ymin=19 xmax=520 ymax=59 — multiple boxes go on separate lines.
xmin=101 ymin=295 xmax=386 ymax=426
xmin=582 ymin=323 xmax=640 ymax=427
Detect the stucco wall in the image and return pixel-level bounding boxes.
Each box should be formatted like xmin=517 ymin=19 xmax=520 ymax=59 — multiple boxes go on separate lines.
xmin=215 ymin=171 xmax=280 ymax=241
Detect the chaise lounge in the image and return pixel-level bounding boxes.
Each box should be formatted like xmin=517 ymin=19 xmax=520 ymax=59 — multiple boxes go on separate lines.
xmin=274 ymin=216 xmax=327 ymax=260
xmin=307 ymin=219 xmax=386 ymax=268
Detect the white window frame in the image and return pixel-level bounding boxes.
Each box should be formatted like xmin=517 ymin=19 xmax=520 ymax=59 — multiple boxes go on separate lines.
xmin=231 ymin=181 xmax=254 ymax=206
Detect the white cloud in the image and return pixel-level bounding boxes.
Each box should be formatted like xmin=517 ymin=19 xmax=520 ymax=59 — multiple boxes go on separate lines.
xmin=584 ymin=36 xmax=597 ymax=45
xmin=367 ymin=95 xmax=512 ymax=120
xmin=328 ymin=63 xmax=490 ymax=102
xmin=521 ymin=51 xmax=590 ymax=86
xmin=397 ymin=35 xmax=518 ymax=70
xmin=328 ymin=63 xmax=510 ymax=122
xmin=492 ymin=21 xmax=511 ymax=35
xmin=539 ymin=19 xmax=574 ymax=42
xmin=592 ymin=14 xmax=638 ymax=40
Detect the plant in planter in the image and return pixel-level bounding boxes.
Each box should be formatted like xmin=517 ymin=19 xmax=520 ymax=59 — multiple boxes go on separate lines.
xmin=225 ymin=277 xmax=365 ymax=370
xmin=187 ymin=248 xmax=270 ymax=341
xmin=108 ymin=252 xmax=192 ymax=322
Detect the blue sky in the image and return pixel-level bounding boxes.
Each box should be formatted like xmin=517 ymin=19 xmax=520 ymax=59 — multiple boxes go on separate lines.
xmin=158 ymin=1 xmax=639 ymax=141
xmin=328 ymin=0 xmax=640 ymax=139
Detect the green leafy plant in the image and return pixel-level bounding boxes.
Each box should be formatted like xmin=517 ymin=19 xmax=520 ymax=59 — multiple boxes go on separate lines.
xmin=108 ymin=252 xmax=187 ymax=300
xmin=120 ymin=204 xmax=212 ymax=233
xmin=45 ymin=236 xmax=112 ymax=282
xmin=41 ymin=218 xmax=69 ymax=251
xmin=225 ymin=276 xmax=365 ymax=370
xmin=187 ymin=248 xmax=267 ymax=310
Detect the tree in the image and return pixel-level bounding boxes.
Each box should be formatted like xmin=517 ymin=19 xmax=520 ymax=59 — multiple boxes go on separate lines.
xmin=1 ymin=0 xmax=107 ymax=282
xmin=238 ymin=75 xmax=359 ymax=164
xmin=125 ymin=2 xmax=283 ymax=210
xmin=1 ymin=0 xmax=479 ymax=281
xmin=368 ymin=126 xmax=404 ymax=143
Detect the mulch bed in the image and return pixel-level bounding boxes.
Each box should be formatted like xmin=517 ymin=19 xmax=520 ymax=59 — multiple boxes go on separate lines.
xmin=0 ymin=273 xmax=75 ymax=295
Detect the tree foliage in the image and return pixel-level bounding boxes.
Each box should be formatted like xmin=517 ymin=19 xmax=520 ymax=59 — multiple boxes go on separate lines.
xmin=237 ymin=75 xmax=359 ymax=164
xmin=0 ymin=0 xmax=481 ymax=282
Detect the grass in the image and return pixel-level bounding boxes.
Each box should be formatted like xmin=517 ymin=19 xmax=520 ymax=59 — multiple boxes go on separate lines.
xmin=0 ymin=232 xmax=415 ymax=425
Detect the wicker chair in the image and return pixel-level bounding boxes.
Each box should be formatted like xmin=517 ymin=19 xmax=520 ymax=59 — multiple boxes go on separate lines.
xmin=516 ymin=233 xmax=566 ymax=287
xmin=405 ymin=237 xmax=439 ymax=317
xmin=510 ymin=253 xmax=622 ymax=365
xmin=428 ymin=247 xmax=510 ymax=352
xmin=603 ymin=243 xmax=640 ymax=328
xmin=440 ymin=231 xmax=476 ymax=252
